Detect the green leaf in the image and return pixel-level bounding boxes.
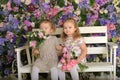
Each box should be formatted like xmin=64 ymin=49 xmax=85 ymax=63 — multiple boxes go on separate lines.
xmin=78 ymin=21 xmax=84 ymax=26
xmin=80 ymin=9 xmax=87 ymax=21
xmin=68 ymin=0 xmax=74 ymax=3
xmin=94 ymin=20 xmax=100 ymax=26
xmin=78 ymin=63 xmax=88 ymax=71
xmin=1 ymin=0 xmax=8 ymax=4
xmin=112 ymin=37 xmax=117 ymax=42
xmin=90 ymin=0 xmax=95 ymax=7
xmin=57 ymin=0 xmax=65 ymax=7
xmin=72 ymin=1 xmax=78 ymax=10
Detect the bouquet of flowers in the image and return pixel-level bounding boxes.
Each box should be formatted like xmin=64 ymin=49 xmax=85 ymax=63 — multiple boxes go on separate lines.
xmin=60 ymin=46 xmax=88 ymax=71
xmin=27 ymin=30 xmax=47 ymax=57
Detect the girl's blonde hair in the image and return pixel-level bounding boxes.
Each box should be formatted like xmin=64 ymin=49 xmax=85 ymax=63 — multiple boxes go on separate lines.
xmin=61 ymin=18 xmax=81 ymax=41
xmin=39 ymin=19 xmax=56 ymax=33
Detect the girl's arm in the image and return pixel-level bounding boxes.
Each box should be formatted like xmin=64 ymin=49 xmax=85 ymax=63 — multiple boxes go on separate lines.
xmin=77 ymin=42 xmax=87 ymax=63
xmin=56 ymin=44 xmax=64 ymax=56
xmin=32 ymin=48 xmax=39 ymax=55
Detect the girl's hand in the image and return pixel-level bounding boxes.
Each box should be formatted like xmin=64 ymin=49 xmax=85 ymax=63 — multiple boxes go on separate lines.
xmin=33 ymin=48 xmax=39 ymax=55
xmin=56 ymin=44 xmax=63 ymax=51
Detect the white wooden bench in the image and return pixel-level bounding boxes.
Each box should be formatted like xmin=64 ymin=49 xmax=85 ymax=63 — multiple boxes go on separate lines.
xmin=15 ymin=26 xmax=118 ymax=80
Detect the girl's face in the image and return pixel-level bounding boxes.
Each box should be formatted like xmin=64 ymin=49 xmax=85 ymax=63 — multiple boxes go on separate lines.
xmin=63 ymin=21 xmax=76 ymax=37
xmin=40 ymin=23 xmax=52 ymax=35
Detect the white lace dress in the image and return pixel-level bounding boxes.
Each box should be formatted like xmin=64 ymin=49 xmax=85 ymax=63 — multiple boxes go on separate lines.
xmin=33 ymin=36 xmax=59 ymax=71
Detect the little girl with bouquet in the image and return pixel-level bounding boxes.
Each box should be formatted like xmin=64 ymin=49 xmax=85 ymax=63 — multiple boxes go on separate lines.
xmin=58 ymin=18 xmax=87 ymax=80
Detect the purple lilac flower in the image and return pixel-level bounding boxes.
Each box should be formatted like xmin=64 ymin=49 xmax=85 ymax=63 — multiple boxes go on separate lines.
xmin=109 ymin=14 xmax=118 ymax=24
xmin=31 ymin=0 xmax=37 ymax=4
xmin=20 ymin=36 xmax=27 ymax=45
xmin=95 ymin=0 xmax=99 ymax=3
xmin=4 ymin=68 xmax=11 ymax=75
xmin=12 ymin=36 xmax=17 ymax=44
xmin=117 ymin=43 xmax=120 ymax=57
xmin=61 ymin=15 xmax=68 ymax=21
xmin=5 ymin=31 xmax=14 ymax=41
xmin=105 ymin=20 xmax=111 ymax=24
xmin=8 ymin=14 xmax=13 ymax=22
xmin=3 ymin=9 xmax=9 ymax=16
xmin=0 ymin=38 xmax=8 ymax=46
xmin=109 ymin=30 xmax=117 ymax=38
xmin=106 ymin=4 xmax=115 ymax=13
xmin=0 ymin=46 xmax=5 ymax=55
xmin=86 ymin=14 xmax=91 ymax=25
xmin=41 ymin=3 xmax=50 ymax=14
xmin=99 ymin=18 xmax=106 ymax=26
xmin=12 ymin=19 xmax=19 ymax=29
xmin=7 ymin=44 xmax=14 ymax=56
xmin=78 ymin=1 xmax=90 ymax=9
xmin=98 ymin=0 xmax=109 ymax=6
xmin=0 ymin=9 xmax=4 ymax=15
xmin=13 ymin=0 xmax=21 ymax=5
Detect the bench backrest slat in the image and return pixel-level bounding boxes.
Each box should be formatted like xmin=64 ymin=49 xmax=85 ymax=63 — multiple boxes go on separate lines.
xmin=33 ymin=26 xmax=108 ymax=55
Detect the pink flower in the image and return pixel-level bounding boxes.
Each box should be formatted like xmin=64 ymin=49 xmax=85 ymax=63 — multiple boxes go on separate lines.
xmin=6 ymin=1 xmax=12 ymax=11
xmin=106 ymin=23 xmax=116 ymax=30
xmin=13 ymin=7 xmax=19 ymax=12
xmin=93 ymin=3 xmax=100 ymax=11
xmin=60 ymin=58 xmax=66 ymax=64
xmin=58 ymin=20 xmax=63 ymax=26
xmin=48 ymin=7 xmax=60 ymax=18
xmin=24 ymin=20 xmax=31 ymax=27
xmin=29 ymin=40 xmax=37 ymax=48
xmin=38 ymin=32 xmax=44 ymax=38
xmin=69 ymin=60 xmax=77 ymax=66
xmin=63 ymin=47 xmax=68 ymax=53
xmin=62 ymin=65 xmax=67 ymax=71
xmin=5 ymin=31 xmax=14 ymax=41
xmin=0 ymin=22 xmax=3 ymax=28
xmin=67 ymin=52 xmax=71 ymax=59
xmin=63 ymin=53 xmax=67 ymax=58
xmin=33 ymin=9 xmax=42 ymax=18
xmin=63 ymin=6 xmax=74 ymax=14
xmin=66 ymin=64 xmax=73 ymax=71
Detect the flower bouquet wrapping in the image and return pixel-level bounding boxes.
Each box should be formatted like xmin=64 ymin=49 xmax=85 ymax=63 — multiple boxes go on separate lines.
xmin=27 ymin=30 xmax=47 ymax=58
xmin=59 ymin=46 xmax=88 ymax=71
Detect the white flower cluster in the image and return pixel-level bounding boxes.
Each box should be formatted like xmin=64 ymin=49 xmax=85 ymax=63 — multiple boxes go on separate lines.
xmin=112 ymin=0 xmax=120 ymax=13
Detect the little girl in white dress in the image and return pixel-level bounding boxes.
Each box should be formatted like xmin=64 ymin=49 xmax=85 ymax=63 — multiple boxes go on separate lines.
xmin=31 ymin=20 xmax=65 ymax=80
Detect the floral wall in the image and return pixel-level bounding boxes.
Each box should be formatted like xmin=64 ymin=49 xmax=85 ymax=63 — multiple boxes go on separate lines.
xmin=0 ymin=0 xmax=120 ymax=77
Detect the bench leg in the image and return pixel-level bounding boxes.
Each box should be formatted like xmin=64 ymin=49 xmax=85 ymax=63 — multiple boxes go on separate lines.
xmin=18 ymin=73 xmax=22 ymax=80
xmin=113 ymin=71 xmax=116 ymax=80
xmin=110 ymin=72 xmax=112 ymax=80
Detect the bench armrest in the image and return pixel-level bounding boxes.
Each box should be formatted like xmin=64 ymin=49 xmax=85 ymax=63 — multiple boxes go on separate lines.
xmin=15 ymin=45 xmax=29 ymax=52
xmin=15 ymin=45 xmax=32 ymax=67
xmin=108 ymin=42 xmax=118 ymax=49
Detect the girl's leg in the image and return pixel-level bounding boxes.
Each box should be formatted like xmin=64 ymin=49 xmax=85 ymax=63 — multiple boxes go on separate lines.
xmin=58 ymin=69 xmax=66 ymax=80
xmin=50 ymin=67 xmax=58 ymax=80
xmin=70 ymin=65 xmax=79 ymax=80
xmin=31 ymin=66 xmax=39 ymax=80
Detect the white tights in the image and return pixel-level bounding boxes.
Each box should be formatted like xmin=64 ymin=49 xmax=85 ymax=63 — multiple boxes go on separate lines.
xmin=58 ymin=65 xmax=79 ymax=80
xmin=31 ymin=66 xmax=66 ymax=80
